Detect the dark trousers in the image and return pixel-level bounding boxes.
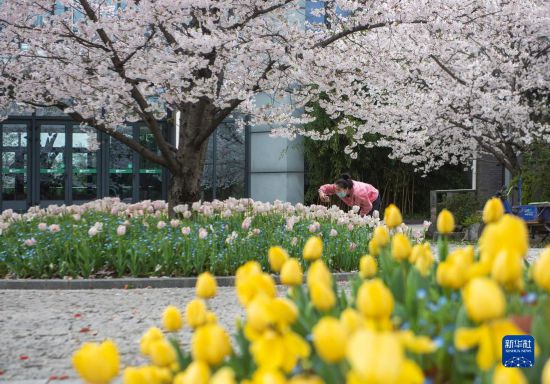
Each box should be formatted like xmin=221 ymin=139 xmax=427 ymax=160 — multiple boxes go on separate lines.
xmin=369 ymin=196 xmax=382 ymax=216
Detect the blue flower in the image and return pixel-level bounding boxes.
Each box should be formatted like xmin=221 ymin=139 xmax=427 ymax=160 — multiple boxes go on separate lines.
xmin=416 ymin=289 xmax=427 ymax=300
xmin=521 ymin=292 xmax=537 ymax=304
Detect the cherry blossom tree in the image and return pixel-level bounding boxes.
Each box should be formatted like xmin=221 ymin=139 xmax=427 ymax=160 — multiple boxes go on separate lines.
xmin=281 ymin=0 xmax=550 ymax=176
xmin=1 ymin=0 xmax=547 ymax=212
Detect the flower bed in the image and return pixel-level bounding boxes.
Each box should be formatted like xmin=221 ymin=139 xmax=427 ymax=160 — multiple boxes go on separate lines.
xmin=0 ymin=198 xmax=411 ymax=279
xmin=70 ymin=201 xmax=550 ymax=384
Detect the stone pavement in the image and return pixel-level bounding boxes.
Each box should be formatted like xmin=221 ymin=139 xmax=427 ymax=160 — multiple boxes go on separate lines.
xmin=0 ymin=287 xmax=251 ymax=382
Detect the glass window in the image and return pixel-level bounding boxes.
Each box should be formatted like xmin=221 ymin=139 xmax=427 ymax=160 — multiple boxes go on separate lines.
xmin=39 ymin=124 xmax=66 ymax=201
xmin=138 ymin=126 xmax=162 ymax=200
xmin=108 ymin=127 xmax=134 ymax=201
xmin=1 ymin=124 xmax=28 ymax=201
xmin=72 ymin=126 xmax=98 ymax=200
xmin=215 ymin=121 xmax=245 ymax=200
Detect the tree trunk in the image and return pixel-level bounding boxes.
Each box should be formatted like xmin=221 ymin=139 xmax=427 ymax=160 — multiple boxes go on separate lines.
xmin=167 ymin=140 xmax=209 ymax=216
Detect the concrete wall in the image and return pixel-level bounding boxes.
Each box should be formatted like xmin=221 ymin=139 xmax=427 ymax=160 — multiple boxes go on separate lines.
xmin=476 ymin=153 xmax=505 ymax=203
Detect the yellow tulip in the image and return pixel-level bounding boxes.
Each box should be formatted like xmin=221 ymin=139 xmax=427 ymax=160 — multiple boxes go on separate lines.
xmin=437 ymin=209 xmax=455 ymax=234
xmin=347 ymin=330 xmax=403 ymax=383
xmin=463 ymin=278 xmax=506 ymax=323
xmin=309 ymin=281 xmax=336 ymax=311
xmin=251 ymin=368 xmax=287 ymax=384
xmin=397 ymin=359 xmax=425 ymax=384
xmin=236 ymin=261 xmax=262 ymax=282
xmin=268 ymin=246 xmax=290 ymax=272
xmin=250 ymin=330 xmax=285 ymax=370
xmin=173 ymin=361 xmax=210 ymax=384
xmin=340 ymin=308 xmax=364 ymax=335
xmin=399 ymin=330 xmax=438 ymax=354
xmin=467 ymin=261 xmax=491 ymax=280
xmin=236 ymin=272 xmax=277 ymax=307
xmin=533 ymin=248 xmax=550 ymax=292
xmin=210 ymin=367 xmax=236 ymax=384
xmin=384 ymin=204 xmax=403 ymax=228
xmin=356 ymin=279 xmax=394 ymax=319
xmin=436 ymin=261 xmax=466 ymax=289
xmin=288 ymin=374 xmax=324 ymax=384
xmin=479 ymin=215 xmax=529 ymax=263
xmin=414 ymin=246 xmax=434 ymax=277
xmin=196 ymin=272 xmax=217 ymax=299
xmin=252 ymin=329 xmax=309 ymax=374
xmin=492 ymin=365 xmax=527 ymax=384
xmin=123 ymin=366 xmax=172 ymax=384
xmin=185 ymin=299 xmax=208 ymax=328
xmin=312 ymin=317 xmax=348 ymax=362
xmin=491 ymin=249 xmax=523 ymax=289
xmin=280 ymin=258 xmax=303 ymax=286
xmin=368 ymin=237 xmax=380 ymax=257
xmin=149 ymin=339 xmax=176 ymax=367
xmin=162 ymin=305 xmax=183 ymax=332
xmin=303 ymin=236 xmax=323 ymax=261
xmin=482 ymin=197 xmax=504 ymax=224
xmin=542 ymin=358 xmax=550 ymax=384
xmin=246 ymin=295 xmax=272 ymax=332
xmin=281 ymin=331 xmax=310 ymax=372
xmin=270 ymin=298 xmax=299 ymax=327
xmin=307 ymin=259 xmax=333 ymax=288
xmin=191 ymin=323 xmax=232 ymax=365
xmin=140 ymin=327 xmax=164 ymax=356
xmin=391 ymin=233 xmax=411 ymax=261
xmin=373 ymin=226 xmax=390 ymax=247
xmin=359 ymin=255 xmax=377 ymax=279
xmin=72 ymin=340 xmax=120 ymax=384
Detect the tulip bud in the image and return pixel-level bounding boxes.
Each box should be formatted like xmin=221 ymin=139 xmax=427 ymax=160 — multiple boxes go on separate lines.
xmin=533 ymin=248 xmax=550 ymax=292
xmin=437 ymin=209 xmax=455 ymax=234
xmin=384 ymin=204 xmax=403 ymax=228
xmin=463 ymin=278 xmax=506 ymax=322
xmin=391 ymin=233 xmax=412 ymax=261
xmin=359 ymin=255 xmax=377 ymax=279
xmin=356 ymin=279 xmax=394 ymax=319
xmin=268 ymin=246 xmax=289 ymax=272
xmin=162 ymin=305 xmax=183 ymax=332
xmin=196 ymin=272 xmax=217 ymax=299
xmin=482 ymin=197 xmax=504 ymax=224
xmin=312 ymin=317 xmax=348 ymax=362
xmin=281 ymin=258 xmax=303 ymax=286
xmin=303 ymin=236 xmax=323 ymax=261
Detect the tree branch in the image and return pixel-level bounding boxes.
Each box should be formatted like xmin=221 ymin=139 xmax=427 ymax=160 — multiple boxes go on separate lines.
xmin=315 ymin=19 xmax=427 ymax=48
xmin=429 ymin=54 xmax=468 ymax=86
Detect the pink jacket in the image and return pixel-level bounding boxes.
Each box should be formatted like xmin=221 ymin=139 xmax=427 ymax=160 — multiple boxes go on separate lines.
xmin=319 ymin=180 xmax=379 ymax=216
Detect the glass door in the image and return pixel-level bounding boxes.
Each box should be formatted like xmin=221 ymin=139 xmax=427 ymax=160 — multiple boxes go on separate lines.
xmin=138 ymin=126 xmax=163 ymax=200
xmin=72 ymin=126 xmax=99 ymax=203
xmin=108 ymin=126 xmax=134 ymax=202
xmin=1 ymin=123 xmax=29 ymax=211
xmin=39 ymin=124 xmax=67 ymax=205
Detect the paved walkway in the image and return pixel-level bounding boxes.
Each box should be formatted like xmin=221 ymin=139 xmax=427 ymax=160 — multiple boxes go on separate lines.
xmin=0 ymin=287 xmax=252 ymax=382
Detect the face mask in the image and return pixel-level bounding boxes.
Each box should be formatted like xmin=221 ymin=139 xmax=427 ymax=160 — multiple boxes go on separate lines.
xmin=336 ymin=191 xmax=346 ymax=198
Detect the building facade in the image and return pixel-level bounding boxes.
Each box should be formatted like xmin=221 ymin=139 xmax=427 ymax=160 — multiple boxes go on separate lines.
xmin=0 ymin=109 xmax=304 ymax=211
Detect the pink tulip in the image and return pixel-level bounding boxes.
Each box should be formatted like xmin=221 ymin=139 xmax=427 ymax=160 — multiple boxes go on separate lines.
xmin=88 ymin=226 xmax=98 ymax=236
xmin=49 ymin=224 xmax=60 ymax=233
xmin=116 ymin=225 xmax=127 ymax=236
xmin=330 ymin=229 xmax=338 ymax=237
xmin=170 ymin=219 xmax=180 ymax=228
xmin=199 ymin=228 xmax=208 ymax=239
xmin=24 ymin=238 xmax=36 ymax=246
xmin=38 ymin=223 xmax=48 ymax=231
xmin=181 ymin=227 xmax=191 ymax=235
xmin=157 ymin=221 xmax=166 ymax=229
